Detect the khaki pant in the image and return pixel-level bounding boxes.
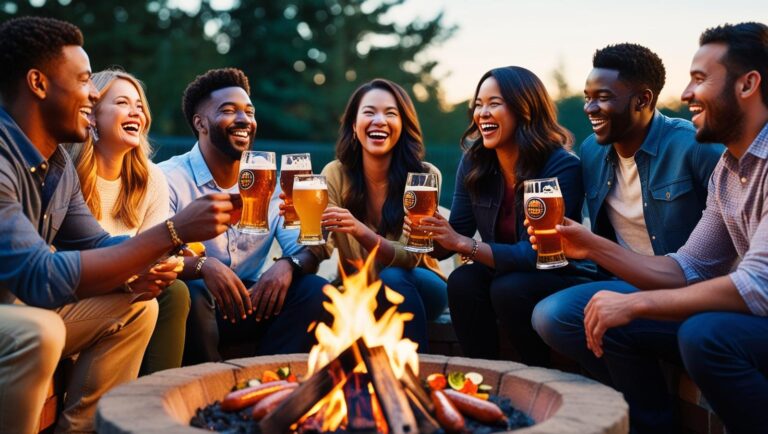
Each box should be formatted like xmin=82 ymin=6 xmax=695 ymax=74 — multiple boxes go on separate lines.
xmin=0 ymin=294 xmax=158 ymax=434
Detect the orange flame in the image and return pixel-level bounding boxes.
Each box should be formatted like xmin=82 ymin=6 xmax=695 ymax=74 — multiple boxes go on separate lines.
xmin=304 ymin=244 xmax=419 ymax=431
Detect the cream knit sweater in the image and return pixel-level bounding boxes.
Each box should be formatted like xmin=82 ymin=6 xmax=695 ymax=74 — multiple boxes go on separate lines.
xmin=95 ymin=162 xmax=170 ymax=236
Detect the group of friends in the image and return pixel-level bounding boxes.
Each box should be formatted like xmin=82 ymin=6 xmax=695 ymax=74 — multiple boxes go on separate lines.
xmin=0 ymin=14 xmax=766 ymax=434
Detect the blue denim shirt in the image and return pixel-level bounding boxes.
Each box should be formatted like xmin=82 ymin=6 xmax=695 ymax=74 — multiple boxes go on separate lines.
xmin=159 ymin=144 xmax=302 ymax=282
xmin=0 ymin=107 xmax=125 ymax=308
xmin=449 ymin=147 xmax=595 ymax=275
xmin=580 ymin=111 xmax=724 ymax=255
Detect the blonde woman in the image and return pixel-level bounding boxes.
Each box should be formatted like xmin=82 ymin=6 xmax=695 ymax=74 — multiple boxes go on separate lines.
xmin=69 ymin=69 xmax=190 ymax=375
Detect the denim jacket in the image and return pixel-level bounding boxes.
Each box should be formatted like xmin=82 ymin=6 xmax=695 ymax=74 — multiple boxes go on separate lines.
xmin=449 ymin=147 xmax=596 ymax=276
xmin=580 ymin=111 xmax=724 ymax=255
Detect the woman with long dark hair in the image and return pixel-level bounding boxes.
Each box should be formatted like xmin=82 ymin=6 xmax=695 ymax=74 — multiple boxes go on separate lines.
xmin=308 ymin=78 xmax=447 ymax=350
xmin=418 ymin=66 xmax=596 ymax=365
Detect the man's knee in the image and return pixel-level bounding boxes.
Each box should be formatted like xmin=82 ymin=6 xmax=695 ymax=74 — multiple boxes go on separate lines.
xmin=447 ymin=264 xmax=483 ymax=298
xmin=130 ymin=299 xmax=159 ymax=338
xmin=678 ymin=313 xmax=728 ymax=373
xmin=14 ymin=309 xmax=66 ymax=372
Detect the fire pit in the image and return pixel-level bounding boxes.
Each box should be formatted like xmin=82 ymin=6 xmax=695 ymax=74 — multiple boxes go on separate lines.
xmin=97 ymin=249 xmax=628 ymax=433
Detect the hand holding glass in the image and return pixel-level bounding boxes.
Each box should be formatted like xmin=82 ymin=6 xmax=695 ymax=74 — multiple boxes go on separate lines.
xmin=524 ymin=177 xmax=568 ymax=269
xmin=293 ymin=174 xmax=329 ymax=245
xmin=403 ymin=172 xmax=438 ymax=253
xmin=238 ymin=151 xmax=276 ymax=235
xmin=279 ymin=153 xmax=312 ymax=229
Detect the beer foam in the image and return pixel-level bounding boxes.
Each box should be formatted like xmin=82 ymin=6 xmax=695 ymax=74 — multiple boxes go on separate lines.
xmin=405 ymin=185 xmax=438 ymax=192
xmin=294 ymin=179 xmax=328 ymax=190
xmin=243 ymin=156 xmax=275 ymax=170
xmin=282 ymin=160 xmax=312 ymax=170
xmin=525 ymin=190 xmax=561 ymax=198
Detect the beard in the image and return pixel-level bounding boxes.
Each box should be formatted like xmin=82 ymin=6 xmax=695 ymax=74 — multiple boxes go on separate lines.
xmin=209 ymin=123 xmax=250 ymax=161
xmin=695 ymin=75 xmax=745 ymax=145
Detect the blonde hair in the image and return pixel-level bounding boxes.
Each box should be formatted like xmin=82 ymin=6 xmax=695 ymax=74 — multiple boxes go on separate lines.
xmin=68 ymin=69 xmax=153 ymax=228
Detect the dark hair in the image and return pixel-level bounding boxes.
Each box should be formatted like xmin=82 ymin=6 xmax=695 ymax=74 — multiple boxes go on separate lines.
xmin=0 ymin=16 xmax=83 ymax=101
xmin=592 ymin=43 xmax=666 ymax=106
xmin=699 ymin=22 xmax=768 ymax=106
xmin=461 ymin=66 xmax=572 ymax=200
xmin=336 ymin=78 xmax=427 ymax=239
xmin=182 ymin=68 xmax=251 ymax=137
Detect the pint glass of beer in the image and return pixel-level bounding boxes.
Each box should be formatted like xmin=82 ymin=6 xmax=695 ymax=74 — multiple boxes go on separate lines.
xmin=293 ymin=174 xmax=329 ymax=245
xmin=403 ymin=172 xmax=438 ymax=253
xmin=524 ymin=177 xmax=568 ymax=269
xmin=238 ymin=151 xmax=276 ymax=235
xmin=279 ymin=153 xmax=312 ymax=229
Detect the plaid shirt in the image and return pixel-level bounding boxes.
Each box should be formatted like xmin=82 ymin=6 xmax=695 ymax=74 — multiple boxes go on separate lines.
xmin=670 ymin=122 xmax=768 ymax=315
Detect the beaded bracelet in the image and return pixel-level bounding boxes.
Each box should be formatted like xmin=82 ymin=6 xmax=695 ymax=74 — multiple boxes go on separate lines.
xmin=165 ymin=219 xmax=184 ymax=249
xmin=194 ymin=256 xmax=208 ymax=277
xmin=461 ymin=238 xmax=479 ymax=264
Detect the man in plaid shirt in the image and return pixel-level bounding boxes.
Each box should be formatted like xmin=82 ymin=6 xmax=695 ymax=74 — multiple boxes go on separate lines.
xmin=531 ymin=22 xmax=768 ymax=434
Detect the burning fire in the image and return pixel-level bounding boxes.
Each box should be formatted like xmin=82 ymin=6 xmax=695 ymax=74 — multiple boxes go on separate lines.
xmin=304 ymin=245 xmax=420 ymax=431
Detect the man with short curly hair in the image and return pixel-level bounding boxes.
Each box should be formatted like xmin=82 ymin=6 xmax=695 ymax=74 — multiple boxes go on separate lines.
xmin=532 ymin=43 xmax=724 ymax=432
xmin=0 ymin=17 xmax=236 ymax=433
xmin=160 ymin=68 xmax=329 ymax=363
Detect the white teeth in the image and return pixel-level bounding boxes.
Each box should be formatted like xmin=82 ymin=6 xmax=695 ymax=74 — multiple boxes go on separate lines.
xmin=590 ymin=119 xmax=606 ymax=127
xmin=122 ymin=122 xmax=140 ymax=132
xmin=688 ymin=106 xmax=703 ymax=114
xmin=367 ymin=131 xmax=388 ymax=138
xmin=231 ymin=130 xmax=249 ymax=138
xmin=79 ymin=108 xmax=91 ymax=116
xmin=480 ymin=123 xmax=498 ymax=131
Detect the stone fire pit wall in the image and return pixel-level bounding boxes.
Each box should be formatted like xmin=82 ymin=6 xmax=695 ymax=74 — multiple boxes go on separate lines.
xmin=96 ymin=354 xmax=628 ymax=434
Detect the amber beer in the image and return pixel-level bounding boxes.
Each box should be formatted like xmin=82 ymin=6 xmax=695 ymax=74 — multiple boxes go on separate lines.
xmin=524 ymin=178 xmax=568 ymax=269
xmin=293 ymin=174 xmax=328 ymax=245
xmin=238 ymin=151 xmax=276 ymax=235
xmin=404 ymin=172 xmax=439 ymax=253
xmin=279 ymin=153 xmax=312 ymax=229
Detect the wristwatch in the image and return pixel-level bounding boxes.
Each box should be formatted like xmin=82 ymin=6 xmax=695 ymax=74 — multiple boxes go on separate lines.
xmin=276 ymin=255 xmax=303 ymax=274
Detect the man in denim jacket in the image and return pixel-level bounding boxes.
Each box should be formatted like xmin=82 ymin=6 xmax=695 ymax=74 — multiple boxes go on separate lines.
xmin=532 ymin=43 xmax=722 ymax=432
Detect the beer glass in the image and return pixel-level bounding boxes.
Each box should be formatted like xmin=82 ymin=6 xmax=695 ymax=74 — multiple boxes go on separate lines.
xmin=524 ymin=177 xmax=568 ymax=269
xmin=279 ymin=153 xmax=312 ymax=229
xmin=403 ymin=172 xmax=438 ymax=253
xmin=293 ymin=174 xmax=329 ymax=245
xmin=238 ymin=151 xmax=276 ymax=235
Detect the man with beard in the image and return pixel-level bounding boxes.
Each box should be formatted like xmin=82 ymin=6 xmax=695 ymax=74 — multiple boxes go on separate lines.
xmin=531 ymin=22 xmax=768 ymax=433
xmin=532 ymin=43 xmax=722 ymax=430
xmin=160 ymin=68 xmax=329 ymax=363
xmin=0 ymin=17 xmax=237 ymax=433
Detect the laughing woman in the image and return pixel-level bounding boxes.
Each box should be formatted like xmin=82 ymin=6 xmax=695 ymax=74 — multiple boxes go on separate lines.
xmin=307 ymin=79 xmax=447 ymax=350
xmin=419 ymin=66 xmax=597 ymax=366
xmin=68 ymin=69 xmax=190 ymax=375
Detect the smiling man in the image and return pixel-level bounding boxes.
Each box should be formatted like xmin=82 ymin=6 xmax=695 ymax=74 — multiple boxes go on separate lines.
xmin=532 ymin=24 xmax=768 ymax=433
xmin=532 ymin=43 xmax=723 ymax=433
xmin=159 ymin=68 xmax=329 ymax=363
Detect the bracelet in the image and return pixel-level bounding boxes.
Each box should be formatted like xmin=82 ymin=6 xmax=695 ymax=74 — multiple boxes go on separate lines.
xmin=165 ymin=219 xmax=184 ymax=249
xmin=461 ymin=239 xmax=479 ymax=264
xmin=194 ymin=256 xmax=208 ymax=278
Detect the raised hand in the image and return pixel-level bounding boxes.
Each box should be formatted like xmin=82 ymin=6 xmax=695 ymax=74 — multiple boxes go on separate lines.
xmin=419 ymin=211 xmax=465 ymax=252
xmin=321 ymin=206 xmax=366 ymax=238
xmin=172 ymin=193 xmax=242 ymax=243
xmin=526 ymin=216 xmax=593 ymax=259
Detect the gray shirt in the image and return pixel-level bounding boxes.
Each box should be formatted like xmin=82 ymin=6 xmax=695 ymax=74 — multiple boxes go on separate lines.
xmin=0 ymin=107 xmax=124 ymax=308
xmin=670 ymin=122 xmax=768 ymax=315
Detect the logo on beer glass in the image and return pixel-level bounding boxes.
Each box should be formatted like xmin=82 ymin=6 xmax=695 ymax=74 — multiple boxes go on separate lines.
xmin=239 ymin=170 xmax=255 ymax=190
xmin=403 ymin=191 xmax=417 ymax=210
xmin=525 ymin=197 xmax=546 ymax=220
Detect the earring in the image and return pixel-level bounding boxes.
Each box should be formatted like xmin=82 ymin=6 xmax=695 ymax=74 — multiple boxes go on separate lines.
xmin=90 ymin=126 xmax=100 ymax=142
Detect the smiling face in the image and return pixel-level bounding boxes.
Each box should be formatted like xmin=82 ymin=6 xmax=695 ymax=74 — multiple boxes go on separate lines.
xmin=41 ymin=45 xmax=99 ymax=143
xmin=93 ymin=78 xmax=147 ymax=152
xmin=583 ymin=68 xmax=644 ymax=146
xmin=199 ymin=86 xmax=257 ymax=161
xmin=353 ymin=88 xmax=402 ymax=158
xmin=682 ymin=42 xmax=744 ymax=145
xmin=473 ymin=77 xmax=517 ymax=150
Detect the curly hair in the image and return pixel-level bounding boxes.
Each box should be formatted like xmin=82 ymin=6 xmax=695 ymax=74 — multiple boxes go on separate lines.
xmin=182 ymin=68 xmax=251 ymax=137
xmin=700 ymin=22 xmax=768 ymax=106
xmin=0 ymin=16 xmax=83 ymax=101
xmin=68 ymin=69 xmax=153 ymax=228
xmin=336 ymin=78 xmax=428 ymax=239
xmin=593 ymin=43 xmax=666 ymax=106
xmin=461 ymin=66 xmax=572 ymax=201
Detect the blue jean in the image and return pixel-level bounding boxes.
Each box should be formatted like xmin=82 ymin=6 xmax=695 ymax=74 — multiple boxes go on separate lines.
xmin=533 ymin=280 xmax=768 ymax=434
xmin=183 ymin=273 xmax=329 ymax=364
xmin=448 ymin=262 xmax=592 ymax=366
xmin=379 ymin=267 xmax=448 ymax=351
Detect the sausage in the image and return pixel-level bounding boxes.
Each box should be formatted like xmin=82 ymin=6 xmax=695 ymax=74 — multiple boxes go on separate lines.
xmin=252 ymin=387 xmax=296 ymax=420
xmin=443 ymin=389 xmax=507 ymax=425
xmin=431 ymin=390 xmax=465 ymax=433
xmin=221 ymin=380 xmax=297 ymax=411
